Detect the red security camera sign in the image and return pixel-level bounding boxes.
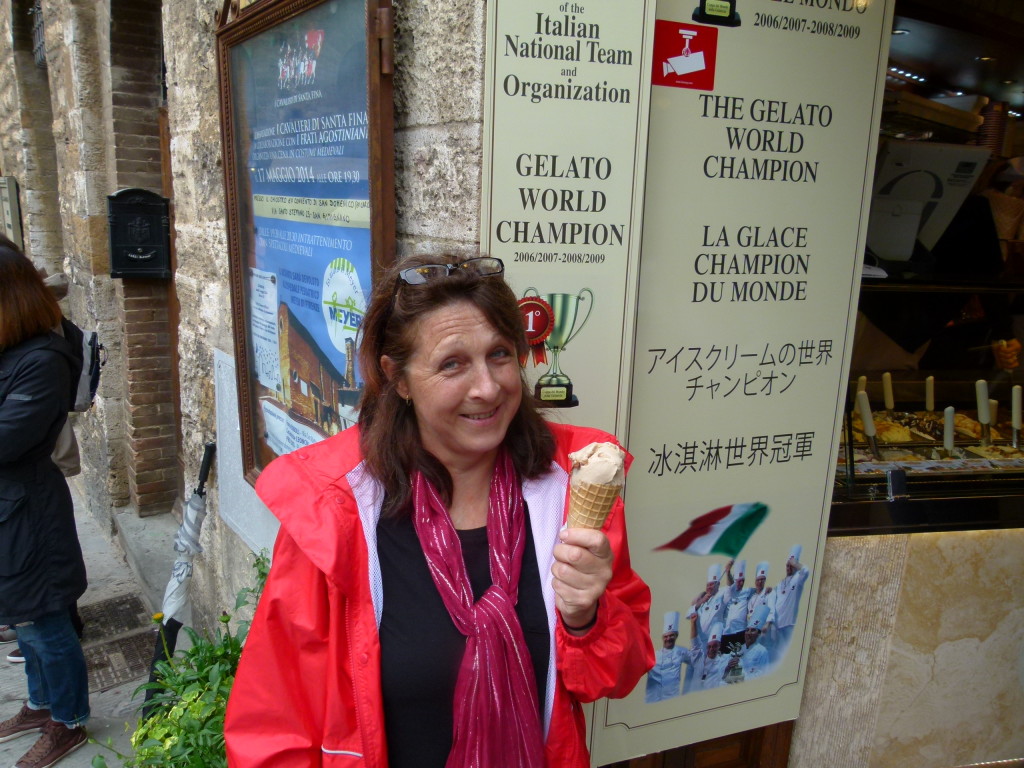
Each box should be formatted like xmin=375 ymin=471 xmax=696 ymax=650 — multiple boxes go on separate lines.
xmin=651 ymin=20 xmax=718 ymax=91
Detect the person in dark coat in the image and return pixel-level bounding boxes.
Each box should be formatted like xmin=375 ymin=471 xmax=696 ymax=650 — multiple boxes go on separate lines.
xmin=0 ymin=235 xmax=89 ymax=768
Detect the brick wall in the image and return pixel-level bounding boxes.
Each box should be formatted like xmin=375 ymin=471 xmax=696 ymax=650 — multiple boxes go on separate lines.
xmin=0 ymin=0 xmax=177 ymax=518
xmin=120 ymin=279 xmax=178 ymax=514
xmin=107 ymin=0 xmax=178 ymax=514
xmin=109 ymin=2 xmax=163 ymax=191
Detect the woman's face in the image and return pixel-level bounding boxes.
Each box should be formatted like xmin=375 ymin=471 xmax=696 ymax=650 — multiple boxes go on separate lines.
xmin=390 ymin=300 xmax=522 ymax=472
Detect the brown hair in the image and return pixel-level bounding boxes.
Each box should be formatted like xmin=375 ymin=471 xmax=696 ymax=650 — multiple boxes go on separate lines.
xmin=0 ymin=235 xmax=62 ymax=350
xmin=357 ymin=253 xmax=554 ymax=517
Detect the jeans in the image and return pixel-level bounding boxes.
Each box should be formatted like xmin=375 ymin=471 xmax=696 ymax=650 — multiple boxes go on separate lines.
xmin=15 ymin=610 xmax=89 ymax=726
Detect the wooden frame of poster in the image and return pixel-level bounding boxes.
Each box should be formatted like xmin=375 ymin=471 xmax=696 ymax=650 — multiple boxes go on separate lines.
xmin=216 ymin=0 xmax=394 ymax=484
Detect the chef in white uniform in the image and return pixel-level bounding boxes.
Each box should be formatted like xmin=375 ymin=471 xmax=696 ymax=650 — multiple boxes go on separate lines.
xmin=731 ymin=604 xmax=772 ymax=680
xmin=682 ymin=617 xmax=731 ymax=692
xmin=772 ymin=544 xmax=811 ymax=661
xmin=746 ymin=561 xmax=777 ymax=660
xmin=686 ymin=562 xmax=728 ymax=647
xmin=721 ymin=559 xmax=755 ymax=648
xmin=645 ymin=611 xmax=686 ymax=703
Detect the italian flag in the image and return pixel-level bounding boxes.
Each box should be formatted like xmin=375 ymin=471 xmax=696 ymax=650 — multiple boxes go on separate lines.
xmin=655 ymin=502 xmax=769 ymax=558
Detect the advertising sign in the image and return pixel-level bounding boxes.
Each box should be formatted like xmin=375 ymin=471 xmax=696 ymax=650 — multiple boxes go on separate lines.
xmin=585 ymin=0 xmax=894 ymax=762
xmin=219 ymin=0 xmax=394 ymax=478
xmin=481 ymin=0 xmax=657 ymax=435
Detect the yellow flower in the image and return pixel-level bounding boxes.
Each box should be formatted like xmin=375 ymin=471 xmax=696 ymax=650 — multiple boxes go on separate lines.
xmin=152 ymin=612 xmax=164 ymax=623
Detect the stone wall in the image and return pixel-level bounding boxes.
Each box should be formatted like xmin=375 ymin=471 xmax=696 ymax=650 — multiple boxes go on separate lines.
xmin=790 ymin=529 xmax=1024 ymax=767
xmin=392 ymin=0 xmax=485 ymax=256
xmin=0 ymin=0 xmax=63 ymax=273
xmin=37 ymin=0 xmax=129 ymax=515
xmin=0 ymin=0 xmax=185 ymax=535
xmin=159 ymin=0 xmax=235 ymax=621
xmin=159 ymin=0 xmax=495 ymax=624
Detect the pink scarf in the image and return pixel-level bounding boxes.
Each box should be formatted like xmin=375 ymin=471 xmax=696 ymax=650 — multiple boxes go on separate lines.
xmin=412 ymin=449 xmax=546 ymax=768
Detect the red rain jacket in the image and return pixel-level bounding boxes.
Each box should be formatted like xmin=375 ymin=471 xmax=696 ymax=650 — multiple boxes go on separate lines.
xmin=225 ymin=422 xmax=653 ymax=767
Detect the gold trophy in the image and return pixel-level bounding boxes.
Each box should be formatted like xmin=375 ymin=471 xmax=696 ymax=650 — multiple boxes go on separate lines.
xmin=523 ymin=288 xmax=593 ymax=407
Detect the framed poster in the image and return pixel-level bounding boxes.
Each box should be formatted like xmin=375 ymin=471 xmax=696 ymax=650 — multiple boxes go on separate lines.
xmin=217 ymin=0 xmax=394 ymax=482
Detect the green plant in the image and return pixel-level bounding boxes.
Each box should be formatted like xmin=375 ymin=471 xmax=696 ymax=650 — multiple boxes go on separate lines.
xmin=92 ymin=549 xmax=270 ymax=768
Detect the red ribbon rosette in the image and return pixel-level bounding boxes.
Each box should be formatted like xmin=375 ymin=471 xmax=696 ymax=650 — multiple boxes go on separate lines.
xmin=517 ymin=296 xmax=554 ymax=367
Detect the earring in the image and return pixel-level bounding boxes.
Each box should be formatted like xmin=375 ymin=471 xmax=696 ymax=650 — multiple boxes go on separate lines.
xmin=405 ymin=398 xmax=412 ymax=407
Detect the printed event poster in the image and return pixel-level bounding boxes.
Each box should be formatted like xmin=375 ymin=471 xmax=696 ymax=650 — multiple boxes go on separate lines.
xmin=481 ymin=0 xmax=656 ymax=435
xmin=586 ymin=0 xmax=895 ymax=763
xmin=229 ymin=0 xmax=371 ymax=467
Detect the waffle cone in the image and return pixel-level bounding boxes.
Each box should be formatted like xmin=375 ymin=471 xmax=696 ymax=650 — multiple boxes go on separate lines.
xmin=567 ymin=480 xmax=621 ymax=529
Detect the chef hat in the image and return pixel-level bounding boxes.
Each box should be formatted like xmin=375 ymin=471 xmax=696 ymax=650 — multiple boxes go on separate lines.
xmin=707 ymin=622 xmax=724 ymax=644
xmin=755 ymin=562 xmax=769 ymax=579
xmin=663 ymin=611 xmax=680 ymax=634
xmin=707 ymin=563 xmax=722 ymax=582
xmin=735 ymin=560 xmax=746 ymax=579
xmin=788 ymin=544 xmax=803 ymax=563
xmin=747 ymin=605 xmax=770 ymax=631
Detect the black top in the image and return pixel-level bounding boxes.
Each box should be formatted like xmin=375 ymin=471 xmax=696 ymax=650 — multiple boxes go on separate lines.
xmin=377 ymin=506 xmax=550 ymax=768
xmin=0 ymin=332 xmax=87 ymax=625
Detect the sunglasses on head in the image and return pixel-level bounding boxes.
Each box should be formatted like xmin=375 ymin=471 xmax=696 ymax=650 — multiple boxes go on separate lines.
xmin=379 ymin=257 xmax=506 ymax=353
xmin=396 ymin=256 xmax=504 ymax=286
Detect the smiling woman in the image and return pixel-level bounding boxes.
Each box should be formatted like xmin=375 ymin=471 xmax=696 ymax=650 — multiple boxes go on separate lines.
xmin=382 ymin=302 xmax=523 ymax=512
xmin=224 ymin=253 xmax=655 ymax=768
xmin=364 ymin=255 xmax=546 ymax=518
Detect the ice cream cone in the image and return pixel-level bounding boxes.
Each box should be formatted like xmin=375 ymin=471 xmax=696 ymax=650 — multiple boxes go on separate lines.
xmin=567 ymin=480 xmax=621 ymax=529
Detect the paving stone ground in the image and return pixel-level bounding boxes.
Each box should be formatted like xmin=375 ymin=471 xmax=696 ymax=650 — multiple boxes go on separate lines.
xmin=0 ymin=481 xmax=156 ymax=768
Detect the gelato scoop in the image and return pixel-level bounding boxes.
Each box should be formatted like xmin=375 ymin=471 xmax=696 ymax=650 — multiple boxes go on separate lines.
xmin=567 ymin=442 xmax=625 ymax=529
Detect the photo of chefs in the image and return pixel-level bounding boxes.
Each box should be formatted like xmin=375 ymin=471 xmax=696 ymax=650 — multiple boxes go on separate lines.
xmin=645 ymin=545 xmax=812 ymax=703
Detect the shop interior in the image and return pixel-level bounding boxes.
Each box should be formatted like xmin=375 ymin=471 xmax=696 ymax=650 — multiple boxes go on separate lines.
xmin=619 ymin=2 xmax=1024 ymax=766
xmin=832 ymin=0 xmax=1024 ymax=534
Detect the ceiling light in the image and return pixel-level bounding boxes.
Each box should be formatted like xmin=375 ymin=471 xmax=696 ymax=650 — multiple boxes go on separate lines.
xmin=975 ymin=56 xmax=996 ymax=62
xmin=1002 ymin=79 xmax=1017 ymax=85
xmin=891 ymin=28 xmax=909 ymax=36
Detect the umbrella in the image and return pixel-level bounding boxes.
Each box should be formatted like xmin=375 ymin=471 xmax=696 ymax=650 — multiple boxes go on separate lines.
xmin=143 ymin=441 xmax=216 ymax=712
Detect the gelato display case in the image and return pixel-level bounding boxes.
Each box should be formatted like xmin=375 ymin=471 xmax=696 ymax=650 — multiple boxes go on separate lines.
xmin=830 ymin=274 xmax=1024 ymax=535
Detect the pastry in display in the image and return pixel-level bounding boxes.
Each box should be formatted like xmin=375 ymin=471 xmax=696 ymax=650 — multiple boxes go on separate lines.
xmin=837 ymin=447 xmax=874 ymax=465
xmin=851 ymin=410 xmax=910 ymax=443
xmin=874 ymin=420 xmax=912 ymax=444
xmin=880 ymin=448 xmax=924 ymax=462
xmin=906 ymin=412 xmax=943 ymax=440
xmin=882 ymin=412 xmax=940 ymax=441
xmin=953 ymin=413 xmax=982 ymax=439
xmin=850 ymin=410 xmax=941 ymax=444
xmin=964 ymin=445 xmax=1024 ymax=460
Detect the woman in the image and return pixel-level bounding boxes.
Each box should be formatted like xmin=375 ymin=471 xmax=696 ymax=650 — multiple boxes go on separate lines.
xmin=0 ymin=236 xmax=89 ymax=767
xmin=226 ymin=254 xmax=654 ymax=767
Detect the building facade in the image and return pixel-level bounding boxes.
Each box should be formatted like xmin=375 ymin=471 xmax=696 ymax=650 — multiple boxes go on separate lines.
xmin=1 ymin=1 xmax=1021 ymax=766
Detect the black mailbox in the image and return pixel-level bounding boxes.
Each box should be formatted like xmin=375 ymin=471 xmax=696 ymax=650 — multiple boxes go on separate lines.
xmin=107 ymin=188 xmax=171 ymax=279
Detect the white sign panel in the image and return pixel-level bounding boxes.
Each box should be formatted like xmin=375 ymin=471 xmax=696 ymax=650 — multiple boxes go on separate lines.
xmin=589 ymin=0 xmax=894 ymax=763
xmin=481 ymin=0 xmax=656 ymax=434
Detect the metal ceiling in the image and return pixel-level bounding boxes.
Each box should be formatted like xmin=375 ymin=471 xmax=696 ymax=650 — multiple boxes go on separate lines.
xmin=890 ymin=0 xmax=1024 ymax=113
